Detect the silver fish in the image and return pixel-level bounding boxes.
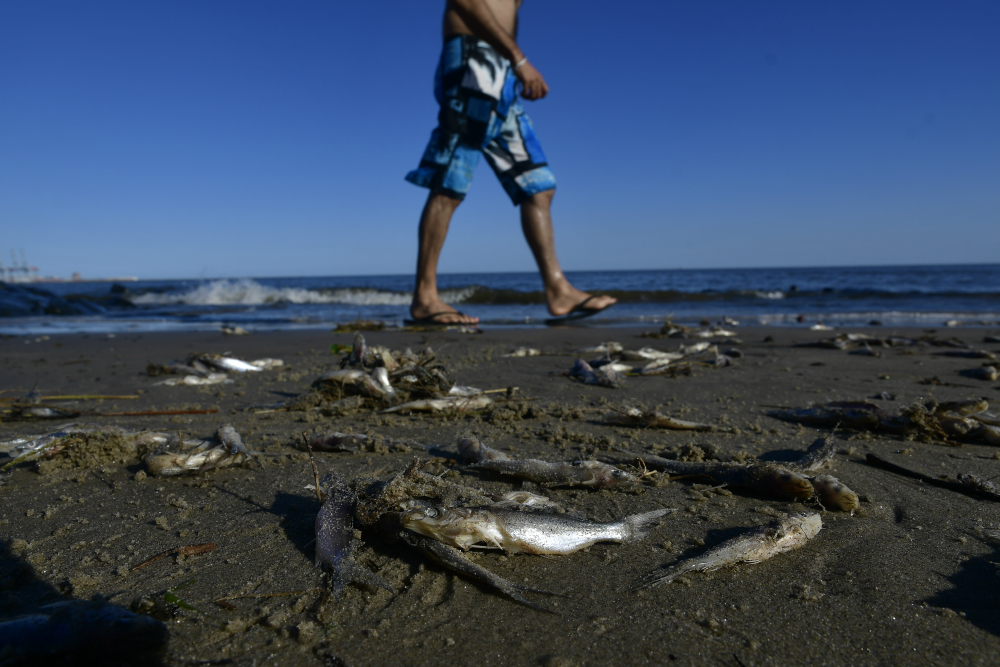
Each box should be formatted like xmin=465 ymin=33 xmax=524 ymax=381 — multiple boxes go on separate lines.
xmin=144 ymin=425 xmax=261 ymax=477
xmin=641 ymin=511 xmax=822 ymax=588
xmin=602 ymin=407 xmax=729 ymax=432
xmin=380 ymin=395 xmax=493 ymax=413
xmin=199 ymin=354 xmax=263 ymax=372
xmin=401 ymin=504 xmax=673 ymax=555
xmin=475 ymin=458 xmax=637 ymax=489
xmin=565 ymin=359 xmax=625 ymax=388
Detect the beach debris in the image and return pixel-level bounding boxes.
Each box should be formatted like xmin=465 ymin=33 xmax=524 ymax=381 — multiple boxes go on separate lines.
xmin=2 ymin=424 xmax=171 ymax=470
xmin=768 ymin=399 xmax=1000 ymax=446
xmin=564 ymin=358 xmax=625 ymax=388
xmin=458 ymin=436 xmax=637 ymax=489
xmin=865 ymin=454 xmax=1000 ymax=502
xmin=144 ymin=424 xmax=264 ymax=477
xmin=478 ymin=458 xmax=637 ymax=489
xmin=154 ymin=372 xmax=230 ymax=386
xmin=400 ymin=503 xmax=673 ymax=555
xmin=566 ymin=340 xmax=733 ymax=377
xmin=0 ymin=600 xmax=169 ymax=664
xmin=985 ymin=335 xmax=1000 ymax=344
xmin=380 ymin=395 xmax=494 ymax=414
xmin=936 ymin=349 xmax=996 ymax=360
xmin=639 ymin=319 xmax=738 ymax=340
xmin=315 ymin=471 xmax=392 ymax=597
xmin=639 ymin=511 xmax=822 ymax=588
xmin=147 ymin=352 xmax=281 ymax=377
xmin=601 ymin=406 xmax=731 ymax=432
xmin=961 ymin=365 xmax=999 ymax=382
xmin=220 ymin=325 xmax=249 ymax=335
xmin=602 ymin=437 xmax=859 ymax=510
xmin=333 ymin=319 xmax=386 ymax=333
xmin=131 ymin=543 xmax=218 ymax=571
xmin=503 ymin=347 xmax=542 ymax=357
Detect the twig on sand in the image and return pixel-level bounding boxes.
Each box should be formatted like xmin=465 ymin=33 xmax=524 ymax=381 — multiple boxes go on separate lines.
xmin=132 ymin=543 xmax=218 ymax=570
xmin=302 ymin=432 xmax=324 ymax=504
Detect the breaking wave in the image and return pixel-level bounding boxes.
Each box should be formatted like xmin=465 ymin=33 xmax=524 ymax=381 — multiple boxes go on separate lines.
xmin=127 ymin=279 xmax=477 ymax=307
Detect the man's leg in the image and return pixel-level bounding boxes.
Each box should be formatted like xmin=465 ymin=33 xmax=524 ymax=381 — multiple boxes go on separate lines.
xmin=410 ymin=192 xmax=480 ymax=324
xmin=520 ymin=190 xmax=617 ymax=317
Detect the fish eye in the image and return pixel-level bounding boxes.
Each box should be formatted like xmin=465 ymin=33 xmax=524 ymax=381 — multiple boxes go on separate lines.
xmin=424 ymin=508 xmax=439 ymax=518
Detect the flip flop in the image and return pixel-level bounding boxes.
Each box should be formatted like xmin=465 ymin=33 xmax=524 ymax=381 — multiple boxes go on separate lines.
xmin=403 ymin=311 xmax=477 ymax=327
xmin=543 ymin=296 xmax=615 ymax=326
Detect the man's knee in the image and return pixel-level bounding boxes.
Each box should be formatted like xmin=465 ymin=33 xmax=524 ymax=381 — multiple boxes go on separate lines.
xmin=522 ymin=188 xmax=555 ymax=208
xmin=428 ymin=192 xmax=463 ymax=211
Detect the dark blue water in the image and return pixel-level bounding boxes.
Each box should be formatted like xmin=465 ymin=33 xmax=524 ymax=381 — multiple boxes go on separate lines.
xmin=2 ymin=264 xmax=998 ymax=334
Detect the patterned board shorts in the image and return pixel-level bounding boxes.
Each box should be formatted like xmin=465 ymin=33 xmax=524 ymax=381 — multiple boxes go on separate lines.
xmin=405 ymin=35 xmax=557 ymax=205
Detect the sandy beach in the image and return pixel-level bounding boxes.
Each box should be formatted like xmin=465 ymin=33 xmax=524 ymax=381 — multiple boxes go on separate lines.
xmin=2 ymin=324 xmax=1000 ymax=666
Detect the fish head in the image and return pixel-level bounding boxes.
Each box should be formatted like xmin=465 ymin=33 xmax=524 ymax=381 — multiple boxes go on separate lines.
xmin=576 ymin=461 xmax=638 ymax=488
xmin=810 ymin=474 xmax=860 ymax=512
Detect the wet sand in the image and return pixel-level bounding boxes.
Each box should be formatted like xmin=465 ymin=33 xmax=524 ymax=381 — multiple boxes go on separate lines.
xmin=2 ymin=325 xmax=1000 ymax=666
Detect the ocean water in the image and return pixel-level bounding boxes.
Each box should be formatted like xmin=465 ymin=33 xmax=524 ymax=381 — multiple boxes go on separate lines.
xmin=2 ymin=264 xmax=998 ymax=334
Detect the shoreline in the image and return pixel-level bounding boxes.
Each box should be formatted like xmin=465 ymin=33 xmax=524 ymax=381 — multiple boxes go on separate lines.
xmin=2 ymin=325 xmax=1000 ymax=666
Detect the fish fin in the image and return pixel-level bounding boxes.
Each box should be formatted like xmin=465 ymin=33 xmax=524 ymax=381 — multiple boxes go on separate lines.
xmin=403 ymin=532 xmax=560 ymax=613
xmin=624 ymin=508 xmax=676 ymax=541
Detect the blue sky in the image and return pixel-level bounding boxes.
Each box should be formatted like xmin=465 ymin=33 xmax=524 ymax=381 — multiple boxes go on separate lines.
xmin=1 ymin=1 xmax=997 ymax=280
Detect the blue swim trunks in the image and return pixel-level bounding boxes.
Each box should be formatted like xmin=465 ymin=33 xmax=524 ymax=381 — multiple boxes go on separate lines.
xmin=405 ymin=35 xmax=557 ymax=205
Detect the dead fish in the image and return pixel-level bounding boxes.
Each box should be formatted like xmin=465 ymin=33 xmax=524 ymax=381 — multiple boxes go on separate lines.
xmin=503 ymin=347 xmax=541 ymax=357
xmin=474 ymin=458 xmax=637 ymax=489
xmin=602 ymin=453 xmax=815 ymax=501
xmin=957 ymin=473 xmax=1000 ymax=495
xmin=313 ymin=369 xmax=392 ymax=400
xmin=576 ymin=342 xmax=623 ymax=355
xmin=0 ymin=600 xmax=168 ymax=664
xmin=315 ymin=471 xmax=391 ymax=596
xmin=457 ymin=436 xmax=511 ymax=462
xmin=640 ymin=511 xmax=822 ymax=588
xmin=401 ymin=504 xmax=673 ymax=555
xmin=399 ymin=531 xmax=558 ymax=612
xmin=379 ymin=395 xmax=493 ymax=413
xmin=809 ymin=474 xmax=860 ymax=512
xmin=144 ymin=425 xmax=262 ymax=477
xmin=963 ymin=366 xmax=1000 ymax=382
xmin=154 ymin=372 xmax=230 ymax=386
xmin=248 ymin=358 xmax=284 ymax=370
xmin=448 ymin=385 xmax=484 ymax=397
xmin=565 ymin=359 xmax=625 ymax=388
xmin=602 ymin=407 xmax=730 ymax=432
xmin=197 ymin=354 xmax=264 ymax=372
xmin=619 ymin=347 xmax=684 ymax=362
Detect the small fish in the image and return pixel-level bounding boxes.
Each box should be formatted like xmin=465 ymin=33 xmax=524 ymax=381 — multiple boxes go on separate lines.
xmin=640 ymin=511 xmax=822 ymax=588
xmin=200 ymin=354 xmax=264 ymax=372
xmin=145 ymin=425 xmax=262 ymax=477
xmin=248 ymin=357 xmax=284 ymax=370
xmin=603 ymin=407 xmax=729 ymax=432
xmin=619 ymin=347 xmax=684 ymax=362
xmin=565 ymin=359 xmax=625 ymax=388
xmin=313 ymin=369 xmax=392 ymax=400
xmin=502 ymin=347 xmax=541 ymax=357
xmin=964 ymin=366 xmax=999 ymax=382
xmin=154 ymin=372 xmax=230 ymax=386
xmin=809 ymin=474 xmax=860 ymax=512
xmin=786 ymin=436 xmax=838 ymax=474
xmin=489 ymin=490 xmax=565 ymax=512
xmin=314 ymin=472 xmax=391 ymax=596
xmin=448 ymin=385 xmax=484 ymax=397
xmin=475 ymin=458 xmax=637 ymax=489
xmin=401 ymin=504 xmax=673 ymax=555
xmin=379 ymin=395 xmax=493 ymax=413
xmin=575 ymin=342 xmax=623 ymax=354
xmin=602 ymin=453 xmax=815 ymax=501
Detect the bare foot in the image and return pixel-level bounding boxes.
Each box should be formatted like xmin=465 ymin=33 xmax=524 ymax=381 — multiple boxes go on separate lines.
xmin=409 ymin=300 xmax=480 ymax=325
xmin=546 ymin=290 xmax=617 ymax=318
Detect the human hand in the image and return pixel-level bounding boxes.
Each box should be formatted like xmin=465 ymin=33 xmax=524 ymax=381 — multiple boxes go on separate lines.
xmin=515 ymin=61 xmax=549 ymax=101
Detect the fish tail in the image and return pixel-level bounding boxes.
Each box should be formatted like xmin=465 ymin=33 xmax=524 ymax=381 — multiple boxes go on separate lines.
xmin=623 ymin=508 xmax=675 ymax=541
